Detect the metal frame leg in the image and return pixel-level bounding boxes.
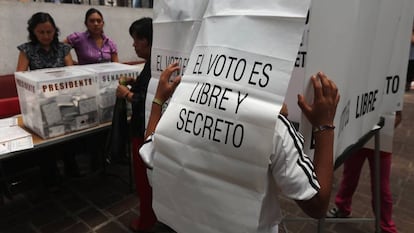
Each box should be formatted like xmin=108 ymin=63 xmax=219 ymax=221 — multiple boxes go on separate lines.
xmin=374 ymin=130 xmax=381 ymax=233
xmin=318 ymin=218 xmax=325 ymax=233
xmin=283 ymin=119 xmax=384 ymax=233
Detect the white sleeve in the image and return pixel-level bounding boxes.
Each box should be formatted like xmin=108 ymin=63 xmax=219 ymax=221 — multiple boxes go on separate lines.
xmin=270 ymin=114 xmax=320 ymax=201
xmin=139 ymin=134 xmax=156 ymax=169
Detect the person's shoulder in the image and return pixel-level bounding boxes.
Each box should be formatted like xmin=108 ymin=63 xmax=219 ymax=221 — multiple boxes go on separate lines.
xmin=67 ymin=31 xmax=86 ymax=43
xmin=58 ymin=42 xmax=71 ymax=49
xmin=69 ymin=31 xmax=85 ymax=37
xmin=274 ymin=113 xmax=304 ymax=146
xmin=56 ymin=42 xmax=72 ymax=53
xmin=102 ymin=33 xmax=118 ymax=46
xmin=275 ymin=114 xmax=294 ymax=135
xmin=17 ymin=42 xmax=34 ymax=52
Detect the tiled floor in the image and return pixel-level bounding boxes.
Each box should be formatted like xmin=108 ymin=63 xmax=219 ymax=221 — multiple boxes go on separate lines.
xmin=1 ymin=90 xmax=414 ymax=233
xmin=0 ymin=160 xmax=176 ymax=233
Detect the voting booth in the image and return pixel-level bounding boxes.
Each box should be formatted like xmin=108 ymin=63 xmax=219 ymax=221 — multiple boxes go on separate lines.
xmin=149 ymin=0 xmax=311 ymax=232
xmin=15 ymin=67 xmax=99 ymax=139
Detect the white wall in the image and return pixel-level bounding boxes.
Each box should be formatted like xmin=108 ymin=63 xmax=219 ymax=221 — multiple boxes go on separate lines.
xmin=0 ymin=1 xmax=153 ymax=75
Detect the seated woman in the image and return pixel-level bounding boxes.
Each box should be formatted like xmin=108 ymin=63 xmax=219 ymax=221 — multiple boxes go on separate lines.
xmin=17 ymin=12 xmax=73 ymax=71
xmin=16 ymin=12 xmax=76 ymax=188
xmin=64 ymin=8 xmax=118 ymax=64
xmin=65 ymin=8 xmax=119 ymax=174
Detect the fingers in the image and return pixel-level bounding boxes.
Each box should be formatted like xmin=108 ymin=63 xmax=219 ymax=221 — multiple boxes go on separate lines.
xmin=319 ymin=72 xmax=332 ymax=96
xmin=297 ymin=94 xmax=312 ymax=116
xmin=118 ymin=76 xmax=126 ymax=85
xmin=116 ymin=85 xmax=129 ymax=98
xmin=299 ymin=72 xmax=340 ymax=127
xmin=313 ymin=72 xmax=331 ymax=98
xmin=171 ymin=76 xmax=182 ymax=89
xmin=313 ymin=72 xmax=339 ymax=101
xmin=310 ymin=74 xmax=322 ymax=100
xmin=118 ymin=76 xmax=134 ymax=85
xmin=156 ymin=63 xmax=182 ymax=101
xmin=160 ymin=62 xmax=180 ymax=82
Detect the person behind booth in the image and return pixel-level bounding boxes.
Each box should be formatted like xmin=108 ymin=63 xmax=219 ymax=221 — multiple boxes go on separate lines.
xmin=16 ymin=12 xmax=75 ymax=188
xmin=64 ymin=8 xmax=119 ymax=175
xmin=406 ymin=21 xmax=414 ymax=91
xmin=17 ymin=12 xmax=73 ymax=71
xmin=326 ymin=111 xmax=402 ymax=233
xmin=115 ymin=17 xmax=156 ymax=232
xmin=140 ymin=63 xmax=340 ymax=232
xmin=64 ymin=8 xmax=118 ymax=65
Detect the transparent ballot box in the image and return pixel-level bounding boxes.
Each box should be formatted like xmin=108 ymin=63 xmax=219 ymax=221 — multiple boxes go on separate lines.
xmin=77 ymin=62 xmax=140 ymax=123
xmin=14 ymin=67 xmax=99 ymax=139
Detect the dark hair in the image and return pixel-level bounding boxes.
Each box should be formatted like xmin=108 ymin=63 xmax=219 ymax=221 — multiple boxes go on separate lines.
xmin=84 ymin=8 xmax=103 ymax=25
xmin=129 ymin=17 xmax=153 ymax=45
xmin=27 ymin=12 xmax=60 ymax=45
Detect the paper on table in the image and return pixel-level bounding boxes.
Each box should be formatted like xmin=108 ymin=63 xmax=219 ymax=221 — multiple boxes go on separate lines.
xmin=0 ymin=126 xmax=33 ymax=154
xmin=0 ymin=144 xmax=8 ymax=155
xmin=0 ymin=116 xmax=18 ymax=128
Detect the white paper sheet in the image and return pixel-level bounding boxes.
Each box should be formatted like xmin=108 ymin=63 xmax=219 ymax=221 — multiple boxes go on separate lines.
xmin=151 ymin=0 xmax=310 ymax=232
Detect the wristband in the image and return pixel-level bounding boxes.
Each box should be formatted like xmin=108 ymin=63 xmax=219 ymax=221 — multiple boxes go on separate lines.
xmin=313 ymin=124 xmax=335 ymax=133
xmin=152 ymin=98 xmax=164 ymax=106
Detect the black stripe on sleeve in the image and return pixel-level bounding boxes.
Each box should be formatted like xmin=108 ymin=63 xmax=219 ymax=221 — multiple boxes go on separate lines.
xmin=278 ymin=114 xmax=320 ymax=191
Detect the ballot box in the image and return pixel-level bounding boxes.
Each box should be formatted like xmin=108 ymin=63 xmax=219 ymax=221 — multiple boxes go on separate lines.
xmin=77 ymin=62 xmax=141 ymax=123
xmin=14 ymin=67 xmax=99 ymax=139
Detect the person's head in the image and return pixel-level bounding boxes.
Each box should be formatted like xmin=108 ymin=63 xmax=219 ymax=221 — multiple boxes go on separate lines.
xmin=27 ymin=12 xmax=59 ymax=47
xmin=84 ymin=8 xmax=104 ymax=35
xmin=129 ymin=17 xmax=153 ymax=60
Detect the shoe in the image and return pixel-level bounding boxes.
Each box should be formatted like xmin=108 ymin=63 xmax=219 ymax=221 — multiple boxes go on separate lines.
xmin=326 ymin=207 xmax=351 ymax=218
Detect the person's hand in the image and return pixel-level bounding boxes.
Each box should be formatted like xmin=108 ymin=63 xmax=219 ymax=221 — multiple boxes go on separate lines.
xmin=119 ymin=76 xmax=134 ymax=85
xmin=155 ymin=62 xmax=182 ymax=103
xmin=116 ymin=85 xmax=130 ymax=98
xmin=297 ymin=72 xmax=340 ymax=127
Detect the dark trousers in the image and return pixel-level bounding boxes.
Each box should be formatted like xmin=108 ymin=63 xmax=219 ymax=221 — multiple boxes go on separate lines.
xmin=406 ymin=60 xmax=414 ymax=90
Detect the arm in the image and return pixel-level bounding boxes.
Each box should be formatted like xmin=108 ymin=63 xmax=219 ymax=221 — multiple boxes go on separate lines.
xmin=145 ymin=62 xmax=181 ymax=138
xmin=64 ymin=53 xmax=74 ymax=66
xmin=16 ymin=51 xmax=29 ymax=71
xmin=411 ymin=25 xmax=414 ymax=44
xmin=111 ymin=53 xmax=119 ymax=63
xmin=295 ymin=72 xmax=340 ymax=218
xmin=116 ymin=76 xmax=136 ymax=101
xmin=280 ymin=103 xmax=288 ymax=117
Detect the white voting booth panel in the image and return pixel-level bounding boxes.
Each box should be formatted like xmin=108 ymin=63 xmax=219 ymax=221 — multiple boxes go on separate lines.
xmin=289 ymin=0 xmax=413 ymax=160
xmin=282 ymin=0 xmax=413 ymax=232
xmin=15 ymin=67 xmax=99 ymax=139
xmin=144 ymin=0 xmax=413 ymax=232
xmin=145 ymin=0 xmax=210 ymax=125
xmin=363 ymin=0 xmax=414 ymax=154
xmin=151 ymin=0 xmax=310 ymax=232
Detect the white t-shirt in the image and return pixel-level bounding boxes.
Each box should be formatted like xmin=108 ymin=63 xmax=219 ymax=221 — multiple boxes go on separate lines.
xmin=140 ymin=114 xmax=319 ymax=233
